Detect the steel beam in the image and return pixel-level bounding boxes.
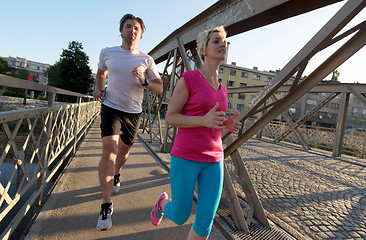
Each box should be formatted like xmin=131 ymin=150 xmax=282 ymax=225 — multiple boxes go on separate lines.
xmin=149 ymin=0 xmax=342 ymax=64
xmin=227 ymin=83 xmax=366 ymax=94
xmin=333 ymin=92 xmax=351 ymax=157
xmin=224 ymin=0 xmax=366 ymax=158
xmin=275 ymin=92 xmax=340 ymax=142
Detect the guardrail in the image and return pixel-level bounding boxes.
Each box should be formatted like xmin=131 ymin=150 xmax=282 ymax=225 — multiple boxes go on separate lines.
xmin=0 ymin=74 xmax=100 ymax=239
xmin=247 ymin=119 xmax=366 ymax=159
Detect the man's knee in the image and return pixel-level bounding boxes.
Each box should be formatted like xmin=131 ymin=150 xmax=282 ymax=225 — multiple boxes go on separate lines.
xmin=101 ymin=136 xmax=119 ymax=159
xmin=117 ymin=139 xmax=132 ymax=155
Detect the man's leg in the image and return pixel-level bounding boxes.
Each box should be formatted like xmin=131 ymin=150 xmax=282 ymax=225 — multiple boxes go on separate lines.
xmin=111 ymin=138 xmax=132 ymax=194
xmin=99 ymin=135 xmax=119 ymax=204
xmin=114 ymin=137 xmax=132 ymax=175
xmin=97 ymin=135 xmax=119 ymax=231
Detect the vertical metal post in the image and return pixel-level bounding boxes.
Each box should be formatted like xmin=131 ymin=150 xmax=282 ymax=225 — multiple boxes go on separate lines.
xmin=48 ymin=92 xmax=55 ymax=107
xmin=222 ymin=164 xmax=250 ymax=233
xmin=332 ymin=92 xmax=350 ymax=157
xmin=37 ymin=91 xmax=55 ymax=205
xmin=177 ymin=36 xmax=192 ymax=71
xmin=148 ymin=91 xmax=152 ymax=143
xmin=362 ymin=131 xmax=366 ymax=159
xmin=74 ymin=96 xmax=81 ymax=154
xmin=162 ymin=49 xmax=178 ymax=152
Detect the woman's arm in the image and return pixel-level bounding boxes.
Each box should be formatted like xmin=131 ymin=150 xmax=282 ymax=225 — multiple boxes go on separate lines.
xmin=165 ymin=77 xmax=225 ymax=129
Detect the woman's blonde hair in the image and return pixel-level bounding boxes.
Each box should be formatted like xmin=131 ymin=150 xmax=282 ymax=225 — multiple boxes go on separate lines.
xmin=196 ymin=25 xmax=227 ymax=61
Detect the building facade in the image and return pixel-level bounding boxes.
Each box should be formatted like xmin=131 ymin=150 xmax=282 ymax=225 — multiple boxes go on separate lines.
xmin=3 ymin=56 xmax=51 ymax=85
xmin=219 ymin=62 xmax=366 ymax=131
xmin=218 ymin=62 xmax=278 ymax=116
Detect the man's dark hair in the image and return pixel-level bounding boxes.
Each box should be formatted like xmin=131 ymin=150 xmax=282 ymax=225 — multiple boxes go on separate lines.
xmin=119 ymin=14 xmax=146 ymax=33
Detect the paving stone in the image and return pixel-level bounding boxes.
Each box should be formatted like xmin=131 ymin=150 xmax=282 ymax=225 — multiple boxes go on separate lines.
xmin=323 ymin=231 xmax=337 ymax=238
xmin=228 ymin=138 xmax=366 ymax=239
xmin=318 ymin=225 xmax=329 ymax=232
xmin=316 ymin=232 xmax=329 ymax=239
xmin=349 ymin=232 xmax=361 ymax=238
xmin=309 ymin=226 xmax=320 ymax=232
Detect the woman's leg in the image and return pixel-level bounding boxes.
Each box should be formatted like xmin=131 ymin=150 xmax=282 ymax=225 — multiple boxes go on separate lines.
xmin=164 ymin=156 xmax=202 ymax=225
xmin=191 ymin=161 xmax=224 ymax=238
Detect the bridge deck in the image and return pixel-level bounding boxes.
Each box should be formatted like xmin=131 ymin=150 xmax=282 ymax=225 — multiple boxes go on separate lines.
xmin=25 ymin=116 xmax=366 ymax=240
xmin=24 ymin=117 xmax=224 ymax=240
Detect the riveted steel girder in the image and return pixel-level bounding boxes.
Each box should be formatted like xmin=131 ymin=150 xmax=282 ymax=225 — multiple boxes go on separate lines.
xmin=149 ymin=0 xmax=342 ymax=64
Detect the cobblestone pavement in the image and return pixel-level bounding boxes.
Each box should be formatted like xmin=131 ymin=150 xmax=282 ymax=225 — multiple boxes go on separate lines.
xmin=140 ymin=129 xmax=366 ymax=240
xmin=234 ymin=139 xmax=366 ymax=240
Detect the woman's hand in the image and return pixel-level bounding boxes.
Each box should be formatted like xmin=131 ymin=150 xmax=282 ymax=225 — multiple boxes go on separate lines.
xmin=223 ymin=112 xmax=242 ymax=133
xmin=202 ymin=102 xmax=226 ymax=129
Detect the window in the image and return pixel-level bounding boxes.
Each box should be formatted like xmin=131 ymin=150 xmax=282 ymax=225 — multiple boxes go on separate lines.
xmin=229 ymin=70 xmax=236 ymax=76
xmin=219 ymin=67 xmax=224 ymax=73
xmin=237 ymin=104 xmax=244 ymax=110
xmin=331 ymin=103 xmax=340 ymax=109
xmin=352 ymin=107 xmax=359 ymax=113
xmin=238 ymin=93 xmax=245 ymax=99
xmin=228 ymin=81 xmax=235 ymax=87
xmin=362 ymin=109 xmax=366 ymax=115
xmin=253 ymin=74 xmax=260 ymax=80
xmin=241 ymin=72 xmax=248 ymax=78
xmin=265 ymin=76 xmax=272 ymax=82
xmin=318 ymin=112 xmax=326 ymax=119
xmin=306 ymin=99 xmax=317 ymax=106
xmin=228 ymin=102 xmax=232 ymax=109
xmin=288 ymin=108 xmax=296 ymax=115
xmin=240 ymin=83 xmax=247 ymax=87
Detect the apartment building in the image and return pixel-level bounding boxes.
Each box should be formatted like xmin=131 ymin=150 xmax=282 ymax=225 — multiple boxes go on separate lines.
xmin=218 ymin=62 xmax=278 ymax=116
xmin=219 ymin=62 xmax=366 ymax=130
xmin=3 ymin=56 xmax=51 ymax=85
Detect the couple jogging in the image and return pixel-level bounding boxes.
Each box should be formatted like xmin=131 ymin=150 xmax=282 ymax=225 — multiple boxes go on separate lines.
xmin=93 ymin=13 xmax=241 ymax=240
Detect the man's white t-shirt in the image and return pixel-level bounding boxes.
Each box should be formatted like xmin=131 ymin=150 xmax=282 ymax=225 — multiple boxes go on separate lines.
xmin=98 ymin=46 xmax=160 ymax=113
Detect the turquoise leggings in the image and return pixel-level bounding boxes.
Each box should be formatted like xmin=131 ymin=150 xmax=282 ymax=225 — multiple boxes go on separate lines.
xmin=164 ymin=156 xmax=224 ymax=237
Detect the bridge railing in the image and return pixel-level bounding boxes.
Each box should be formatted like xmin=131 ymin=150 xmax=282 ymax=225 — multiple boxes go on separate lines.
xmin=246 ymin=119 xmax=366 ymax=158
xmin=0 ymin=74 xmax=100 ymax=239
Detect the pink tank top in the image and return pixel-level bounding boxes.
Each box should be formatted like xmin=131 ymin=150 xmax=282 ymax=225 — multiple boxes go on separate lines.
xmin=170 ymin=70 xmax=228 ymax=162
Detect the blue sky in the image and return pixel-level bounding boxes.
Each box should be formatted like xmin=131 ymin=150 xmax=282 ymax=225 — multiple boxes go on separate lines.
xmin=1 ymin=0 xmax=365 ymax=83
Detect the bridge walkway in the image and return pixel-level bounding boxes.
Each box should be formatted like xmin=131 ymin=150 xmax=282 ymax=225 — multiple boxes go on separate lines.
xmin=24 ymin=116 xmax=225 ymax=240
xmin=25 ymin=115 xmax=366 ymax=240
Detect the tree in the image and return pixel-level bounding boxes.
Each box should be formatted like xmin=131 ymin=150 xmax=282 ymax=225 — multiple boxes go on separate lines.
xmin=46 ymin=41 xmax=94 ymax=101
xmin=0 ymin=57 xmax=30 ymax=97
xmin=0 ymin=57 xmax=12 ymax=74
xmin=331 ymin=69 xmax=340 ymax=82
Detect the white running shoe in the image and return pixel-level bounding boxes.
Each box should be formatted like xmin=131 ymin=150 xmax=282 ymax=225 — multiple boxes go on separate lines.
xmin=97 ymin=202 xmax=113 ymax=231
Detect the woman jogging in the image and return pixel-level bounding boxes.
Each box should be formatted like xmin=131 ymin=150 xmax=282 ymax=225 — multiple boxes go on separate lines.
xmin=151 ymin=25 xmax=242 ymax=240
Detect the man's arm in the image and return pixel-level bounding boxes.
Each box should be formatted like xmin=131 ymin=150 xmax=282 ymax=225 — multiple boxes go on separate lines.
xmin=132 ymin=67 xmax=163 ymax=94
xmin=145 ymin=78 xmax=163 ymax=95
xmin=93 ymin=68 xmax=107 ymax=99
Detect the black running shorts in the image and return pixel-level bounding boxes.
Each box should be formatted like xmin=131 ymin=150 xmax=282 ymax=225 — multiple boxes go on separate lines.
xmin=100 ymin=104 xmax=141 ymax=146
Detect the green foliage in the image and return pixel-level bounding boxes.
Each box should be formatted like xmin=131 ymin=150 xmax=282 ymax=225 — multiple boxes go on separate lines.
xmin=0 ymin=57 xmax=12 ymax=74
xmin=46 ymin=41 xmax=94 ymax=101
xmin=332 ymin=69 xmax=340 ymax=81
xmin=2 ymin=69 xmax=29 ymax=97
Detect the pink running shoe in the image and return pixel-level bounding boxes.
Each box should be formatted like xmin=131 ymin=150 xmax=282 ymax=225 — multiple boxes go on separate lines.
xmin=151 ymin=192 xmax=168 ymax=226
